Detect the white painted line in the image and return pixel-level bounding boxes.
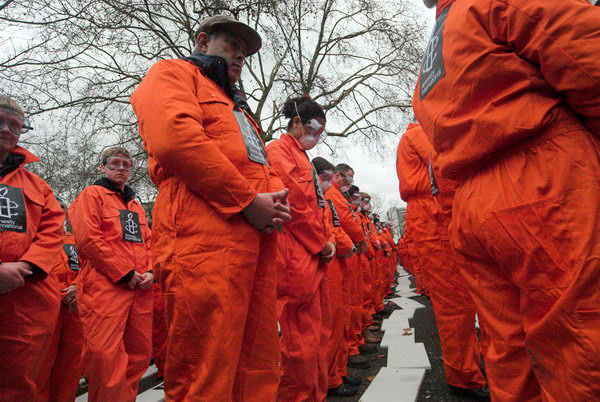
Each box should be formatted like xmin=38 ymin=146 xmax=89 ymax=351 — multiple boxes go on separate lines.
xmin=387 ymin=343 xmax=431 ymax=370
xmin=381 ymin=330 xmax=416 ymax=348
xmin=360 ymin=367 xmax=426 ymax=402
xmin=137 ymin=383 xmax=164 ymax=402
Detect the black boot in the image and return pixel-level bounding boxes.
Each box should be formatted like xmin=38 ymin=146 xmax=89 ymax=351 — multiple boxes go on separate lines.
xmin=328 ymin=383 xmax=359 ymax=397
xmin=347 ymin=354 xmax=371 ymax=369
xmin=359 ymin=343 xmax=378 ymax=354
xmin=448 ymin=385 xmax=491 ymax=401
xmin=343 ymin=375 xmax=362 ymax=386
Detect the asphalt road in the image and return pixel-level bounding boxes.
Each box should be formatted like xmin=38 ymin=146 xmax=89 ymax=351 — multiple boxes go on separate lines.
xmin=328 ymin=279 xmax=477 ymax=402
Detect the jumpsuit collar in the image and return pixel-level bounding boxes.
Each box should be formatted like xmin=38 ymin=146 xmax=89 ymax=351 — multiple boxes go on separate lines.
xmin=93 ymin=177 xmax=136 ymax=204
xmin=0 ymin=146 xmax=39 ymax=178
xmin=182 ymin=51 xmax=257 ymax=120
xmin=436 ymin=0 xmax=454 ymax=17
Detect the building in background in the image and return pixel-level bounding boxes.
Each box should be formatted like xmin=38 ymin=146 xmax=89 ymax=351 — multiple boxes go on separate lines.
xmin=387 ymin=207 xmax=406 ymax=239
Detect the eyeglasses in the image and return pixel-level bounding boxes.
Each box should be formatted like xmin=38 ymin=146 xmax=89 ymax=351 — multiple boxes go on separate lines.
xmin=105 ymin=157 xmax=134 ymax=172
xmin=0 ymin=108 xmax=33 ymax=136
xmin=339 ymin=172 xmax=354 ymax=185
xmin=318 ymin=169 xmax=334 ymax=181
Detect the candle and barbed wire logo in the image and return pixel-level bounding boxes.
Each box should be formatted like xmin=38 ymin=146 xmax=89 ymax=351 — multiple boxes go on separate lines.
xmin=0 ymin=187 xmax=19 ymax=220
xmin=64 ymin=244 xmax=80 ymax=271
xmin=124 ymin=212 xmax=138 ymax=236
xmin=0 ymin=185 xmax=27 ymax=232
xmin=119 ymin=209 xmax=143 ymax=243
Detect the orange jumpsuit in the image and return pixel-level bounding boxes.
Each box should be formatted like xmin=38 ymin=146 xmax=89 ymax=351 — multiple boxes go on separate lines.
xmin=326 ymin=186 xmax=366 ymax=357
xmin=266 ymin=133 xmax=332 ymax=401
xmin=413 ymin=0 xmax=600 ymax=400
xmin=37 ymin=232 xmax=84 ymax=401
xmin=0 ymin=146 xmax=63 ymax=400
xmin=69 ymin=180 xmax=153 ymax=402
xmin=152 ymin=281 xmax=167 ymax=379
xmin=324 ymin=199 xmax=354 ymax=390
xmin=396 ymin=123 xmax=435 ymax=295
xmin=356 ymin=212 xmax=376 ymax=330
xmin=397 ymin=124 xmax=486 ymax=390
xmin=131 ymin=58 xmax=281 ymax=401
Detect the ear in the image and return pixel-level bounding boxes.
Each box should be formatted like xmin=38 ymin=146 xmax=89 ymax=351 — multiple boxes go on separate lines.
xmin=196 ymin=32 xmax=210 ymax=53
xmin=292 ymin=116 xmax=302 ymax=128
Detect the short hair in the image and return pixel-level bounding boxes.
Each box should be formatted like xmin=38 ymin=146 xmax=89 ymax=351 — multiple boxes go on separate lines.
xmin=0 ymin=95 xmax=24 ymax=116
xmin=360 ymin=192 xmax=371 ymax=200
xmin=348 ymin=185 xmax=360 ymax=196
xmin=282 ymin=95 xmax=326 ymax=130
xmin=334 ymin=163 xmax=353 ymax=174
xmin=100 ymin=147 xmax=132 ymax=165
xmin=312 ymin=156 xmax=334 ymax=174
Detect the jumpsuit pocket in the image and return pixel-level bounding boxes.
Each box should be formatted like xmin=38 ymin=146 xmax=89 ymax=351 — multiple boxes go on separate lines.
xmin=484 ymin=196 xmax=573 ymax=290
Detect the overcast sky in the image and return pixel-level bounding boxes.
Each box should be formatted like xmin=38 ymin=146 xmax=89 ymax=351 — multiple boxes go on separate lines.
xmin=311 ymin=0 xmax=435 ymax=213
xmin=1 ymin=0 xmax=436 ymax=215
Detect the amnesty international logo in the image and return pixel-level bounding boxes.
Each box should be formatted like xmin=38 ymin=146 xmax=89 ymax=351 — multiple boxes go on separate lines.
xmin=64 ymin=243 xmax=80 ymax=271
xmin=422 ymin=36 xmax=439 ymax=74
xmin=419 ymin=6 xmax=451 ymax=99
xmin=119 ymin=209 xmax=143 ymax=243
xmin=124 ymin=212 xmax=138 ymax=235
xmin=0 ymin=185 xmax=27 ymax=232
xmin=0 ymin=187 xmax=19 ymax=219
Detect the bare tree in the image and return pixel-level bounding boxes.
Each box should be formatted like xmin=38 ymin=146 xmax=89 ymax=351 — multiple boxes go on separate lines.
xmin=0 ymin=0 xmax=427 ymax=201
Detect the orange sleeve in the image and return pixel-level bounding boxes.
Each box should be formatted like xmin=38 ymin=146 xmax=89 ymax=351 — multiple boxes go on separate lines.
xmin=20 ymin=180 xmax=65 ymax=275
xmin=130 ymin=60 xmax=256 ymax=217
xmin=491 ymin=0 xmax=600 ymax=134
xmin=266 ymin=142 xmax=327 ymax=255
xmin=69 ymin=188 xmax=131 ymax=283
xmin=325 ymin=200 xmax=353 ymax=256
xmin=326 ymin=188 xmax=366 ymax=244
xmin=396 ymin=125 xmax=431 ymax=201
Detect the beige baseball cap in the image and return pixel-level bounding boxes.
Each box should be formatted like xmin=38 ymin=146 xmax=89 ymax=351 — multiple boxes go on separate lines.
xmin=196 ymin=15 xmax=262 ymax=56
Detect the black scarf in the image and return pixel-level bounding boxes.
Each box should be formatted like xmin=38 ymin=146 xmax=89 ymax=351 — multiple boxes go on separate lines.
xmin=94 ymin=177 xmax=136 ymax=204
xmin=181 ymin=52 xmax=258 ymax=122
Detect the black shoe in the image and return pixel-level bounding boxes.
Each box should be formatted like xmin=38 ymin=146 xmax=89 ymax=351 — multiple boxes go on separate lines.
xmin=327 ymin=383 xmax=359 ymax=397
xmin=343 ymin=376 xmax=362 ymax=386
xmin=448 ymin=385 xmax=491 ymax=401
xmin=347 ymin=354 xmax=371 ymax=369
xmin=359 ymin=343 xmax=378 ymax=354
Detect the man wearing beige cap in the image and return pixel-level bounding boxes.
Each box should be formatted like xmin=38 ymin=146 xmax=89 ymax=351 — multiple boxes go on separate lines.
xmin=131 ymin=15 xmax=290 ymax=401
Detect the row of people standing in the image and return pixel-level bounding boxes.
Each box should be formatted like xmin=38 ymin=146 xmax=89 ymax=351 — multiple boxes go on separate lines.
xmin=130 ymin=14 xmax=401 ymax=401
xmin=0 ymin=92 xmax=155 ymax=401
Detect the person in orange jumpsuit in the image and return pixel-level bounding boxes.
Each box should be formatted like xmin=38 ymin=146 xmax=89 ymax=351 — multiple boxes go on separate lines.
xmin=396 ymin=123 xmax=488 ymax=399
xmin=69 ymin=147 xmax=154 ymax=402
xmin=37 ymin=200 xmax=84 ymax=401
xmin=325 ymin=166 xmax=372 ymax=371
xmin=350 ymin=190 xmax=380 ymax=341
xmin=151 ymin=281 xmax=167 ymax=380
xmin=312 ymin=156 xmax=361 ymax=397
xmin=0 ymin=96 xmax=64 ymax=400
xmin=130 ymin=15 xmax=291 ymax=401
xmin=266 ymin=96 xmax=335 ymax=401
xmin=414 ymin=1 xmax=600 ymax=400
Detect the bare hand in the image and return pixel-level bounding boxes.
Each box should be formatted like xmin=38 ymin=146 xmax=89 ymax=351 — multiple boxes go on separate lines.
xmin=61 ymin=285 xmax=77 ymax=306
xmin=137 ymin=272 xmax=154 ymax=290
xmin=356 ymin=239 xmax=368 ymax=255
xmin=243 ymin=190 xmax=292 ymax=231
xmin=0 ymin=262 xmax=32 ymax=294
xmin=127 ymin=272 xmax=143 ymax=289
xmin=342 ymin=249 xmax=354 ymax=259
xmin=320 ymin=242 xmax=336 ymax=263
